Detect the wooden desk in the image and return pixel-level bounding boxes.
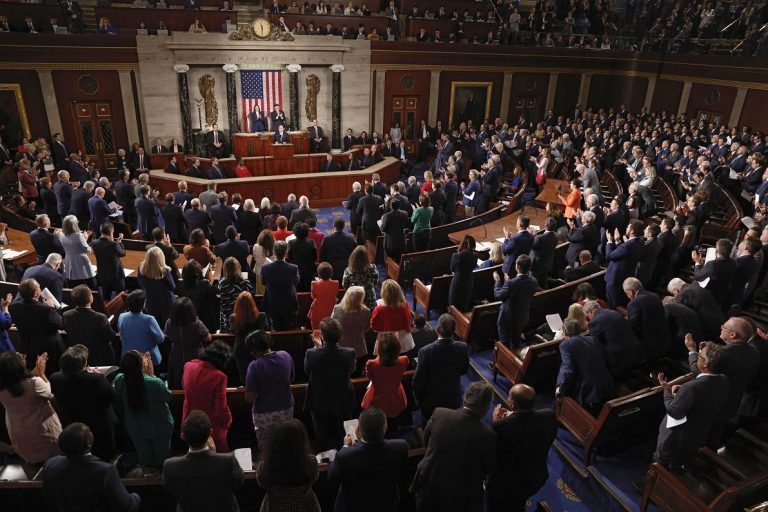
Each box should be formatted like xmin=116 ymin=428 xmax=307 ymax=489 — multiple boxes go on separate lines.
xmin=232 ymin=132 xmax=309 ymax=158
xmin=535 ymin=179 xmax=570 ymax=207
xmin=448 ymin=207 xmax=549 ymax=246
xmin=94 ymin=7 xmax=237 ymax=32
xmin=2 ymin=228 xmax=37 ymax=267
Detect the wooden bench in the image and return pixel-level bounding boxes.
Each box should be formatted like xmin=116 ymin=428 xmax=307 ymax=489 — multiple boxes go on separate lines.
xmin=386 ymin=244 xmax=456 ymax=288
xmin=527 ymin=270 xmax=606 ymax=329
xmin=412 ymin=263 xmax=501 ymax=317
xmin=492 ymin=338 xmax=562 ymax=391
xmin=448 ymin=301 xmax=501 ymax=350
xmin=700 ymin=181 xmax=743 ymax=245
xmin=428 ymin=203 xmax=510 ymax=250
xmin=599 ymin=168 xmax=622 ymax=203
xmin=556 ymin=373 xmax=692 ymax=465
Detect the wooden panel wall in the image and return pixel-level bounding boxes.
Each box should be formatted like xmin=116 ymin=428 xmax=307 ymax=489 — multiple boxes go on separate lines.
xmin=1 ymin=70 xmax=50 ymax=146
xmin=508 ymin=72 xmax=549 ymax=122
xmin=383 ymin=70 xmax=431 ymax=133
xmin=650 ymin=79 xmax=684 ymax=114
xmin=685 ymin=83 xmax=737 ymax=122
xmin=553 ymin=73 xmax=581 ymax=116
xmin=436 ymin=71 xmax=503 ymax=128
xmin=587 ymin=75 xmax=648 ymax=113
xmin=739 ymin=89 xmax=768 ymax=132
xmin=51 ymin=71 xmax=129 ymax=154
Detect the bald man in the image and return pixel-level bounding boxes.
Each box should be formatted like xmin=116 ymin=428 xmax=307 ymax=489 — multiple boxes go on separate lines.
xmin=487 ymin=384 xmax=556 ymax=512
xmin=686 ymin=316 xmax=759 ymax=445
xmin=88 ymin=186 xmax=119 ymax=233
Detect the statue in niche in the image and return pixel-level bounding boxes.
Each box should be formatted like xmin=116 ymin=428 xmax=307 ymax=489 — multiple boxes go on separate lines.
xmin=198 ymin=74 xmax=218 ymax=127
xmin=305 ymin=74 xmax=320 ymax=122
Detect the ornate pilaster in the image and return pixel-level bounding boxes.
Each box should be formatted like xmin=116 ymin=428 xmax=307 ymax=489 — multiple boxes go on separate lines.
xmin=286 ymin=64 xmax=301 ymax=131
xmin=330 ymin=64 xmax=344 ymax=150
xmin=223 ymin=63 xmax=239 ymax=151
xmin=174 ymin=64 xmax=192 ymax=153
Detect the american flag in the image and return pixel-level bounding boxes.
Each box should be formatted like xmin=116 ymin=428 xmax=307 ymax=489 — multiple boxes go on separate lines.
xmin=241 ymin=70 xmax=282 ymax=131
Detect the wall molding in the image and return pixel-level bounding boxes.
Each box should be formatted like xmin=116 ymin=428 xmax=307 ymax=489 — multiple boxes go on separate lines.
xmin=0 ymin=62 xmax=139 ymax=71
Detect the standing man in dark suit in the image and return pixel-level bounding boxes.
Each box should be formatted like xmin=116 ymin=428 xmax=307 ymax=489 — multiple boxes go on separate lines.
xmin=501 ymin=216 xmax=534 ymax=277
xmin=210 ymin=191 xmax=238 ymax=244
xmin=9 ymin=278 xmax=64 ymax=373
xmin=151 ymin=138 xmax=168 ymax=154
xmin=494 ymin=255 xmax=537 ymax=348
xmin=88 ymin=187 xmax=117 ymax=234
xmin=260 ymin=241 xmax=300 ymax=330
xmin=328 ymin=407 xmax=408 ymax=512
xmin=61 ymin=286 xmax=117 ymax=367
xmin=146 ymin=227 xmax=181 ymax=281
xmin=162 ymin=411 xmax=243 ymax=512
xmin=42 ymin=423 xmax=140 ymax=512
xmin=410 ymin=382 xmax=496 ymax=512
xmin=304 ymin=317 xmax=356 ymax=451
xmin=413 ymin=314 xmax=470 ymax=424
xmin=443 ymin=171 xmax=459 ymax=223
xmin=308 ymin=119 xmax=325 ymax=153
xmin=134 ymin=185 xmax=159 ymax=240
xmin=288 ymin=195 xmax=317 ymax=229
xmin=321 ymin=153 xmax=340 ymax=172
xmin=30 ymin=214 xmax=64 ymax=265
xmin=654 ymin=342 xmax=730 ymax=470
xmin=556 ymin=319 xmax=616 ymax=413
xmin=692 ymin=238 xmax=737 ymax=312
xmin=91 ymin=222 xmax=126 ymax=300
xmin=320 ymin=217 xmax=357 ymax=283
xmin=273 ymin=124 xmax=291 ymax=144
xmin=207 ymin=157 xmax=226 ymax=180
xmin=215 ymin=226 xmax=250 ymax=277
xmin=114 ymin=170 xmax=136 ymax=225
xmin=52 ymin=132 xmax=69 ymax=171
xmin=206 ymin=123 xmax=227 ymax=158
xmin=281 ymin=193 xmax=298 ymax=219
xmin=380 ymin=198 xmax=410 ymax=262
xmin=172 ymin=181 xmax=194 ymax=209
xmin=371 ymin=173 xmax=388 ymax=201
xmin=417 ymin=120 xmax=433 ymax=162
xmin=270 ymin=104 xmax=287 ymax=132
xmin=19 ymin=253 xmax=66 ymax=303
xmin=344 ymin=182 xmax=364 ymax=235
xmin=565 ymin=211 xmax=600 ymax=266
xmin=487 ymin=384 xmax=557 ymax=512
xmin=356 ymin=183 xmax=383 ymax=242
xmin=70 ymin=181 xmax=93 ymax=229
xmin=584 ymin=300 xmax=646 ymax=377
xmin=386 ymin=183 xmax=413 ymax=216
xmin=54 ymin=170 xmax=76 ymax=220
xmin=160 ymin=195 xmax=187 ymax=245
xmin=623 ymin=277 xmax=671 ymax=360
xmin=185 ymin=198 xmax=213 ymax=240
xmin=530 ymin=217 xmax=558 ymax=288
xmin=604 ymin=219 xmax=646 ymax=307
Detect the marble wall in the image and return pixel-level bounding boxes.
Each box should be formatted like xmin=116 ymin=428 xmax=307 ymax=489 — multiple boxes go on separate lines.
xmin=135 ymin=33 xmax=371 ymax=145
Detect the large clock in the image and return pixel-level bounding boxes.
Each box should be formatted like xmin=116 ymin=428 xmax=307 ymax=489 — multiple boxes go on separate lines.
xmin=251 ymin=17 xmax=272 ymax=39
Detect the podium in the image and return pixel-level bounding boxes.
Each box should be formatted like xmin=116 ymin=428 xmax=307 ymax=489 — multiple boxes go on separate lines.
xmin=150 ymin=152 xmax=186 ymax=173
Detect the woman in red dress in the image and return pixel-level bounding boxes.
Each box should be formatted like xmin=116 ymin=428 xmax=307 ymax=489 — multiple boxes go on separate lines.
xmin=234 ymin=157 xmax=251 ymax=178
xmin=370 ymin=279 xmax=414 ymax=355
xmin=308 ymin=262 xmax=340 ymax=330
xmin=361 ymin=332 xmax=409 ymax=433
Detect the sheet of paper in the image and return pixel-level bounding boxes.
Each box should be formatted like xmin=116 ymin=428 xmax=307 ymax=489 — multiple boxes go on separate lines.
xmin=463 ymin=191 xmax=475 ymax=201
xmin=41 ymin=288 xmax=63 ymax=309
xmin=285 ymin=234 xmax=296 ymax=242
xmin=476 ymin=241 xmax=493 ymax=251
xmin=241 ymin=271 xmax=249 ymax=280
xmin=2 ymin=249 xmax=28 ymax=259
xmin=529 ymin=225 xmax=541 ymax=233
xmin=124 ymin=268 xmax=134 ymax=277
xmin=91 ymin=264 xmax=98 ymax=275
xmin=704 ymin=247 xmax=716 ymax=263
xmin=477 ymin=258 xmax=485 ymax=267
xmin=729 ymin=169 xmax=739 ymax=180
xmin=377 ymin=219 xmax=382 ymax=229
xmin=742 ymin=216 xmax=757 ymax=229
xmin=232 ymin=203 xmax=240 ymax=210
xmin=741 ymin=189 xmax=755 ymax=202
xmin=315 ymin=449 xmax=337 ymax=463
xmin=546 ymin=314 xmax=563 ymax=333
xmin=495 ymin=237 xmax=506 ymax=243
xmin=109 ymin=212 xmax=121 ymax=217
xmin=202 ymin=263 xmax=211 ymax=276
xmin=666 ymin=414 xmax=687 ymax=428
xmin=233 ymin=448 xmax=253 ymax=471
xmin=181 ymin=200 xmax=187 ymax=210
xmin=343 ymin=419 xmax=359 ymax=443
xmin=108 ymin=201 xmax=121 ymax=210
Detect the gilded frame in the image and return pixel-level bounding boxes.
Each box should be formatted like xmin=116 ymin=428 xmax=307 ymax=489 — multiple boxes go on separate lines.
xmin=0 ymin=84 xmax=32 ymax=145
xmin=448 ymin=81 xmax=492 ymax=129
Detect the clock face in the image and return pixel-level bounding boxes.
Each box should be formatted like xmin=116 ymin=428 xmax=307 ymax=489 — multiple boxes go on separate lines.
xmin=252 ymin=18 xmax=271 ymax=38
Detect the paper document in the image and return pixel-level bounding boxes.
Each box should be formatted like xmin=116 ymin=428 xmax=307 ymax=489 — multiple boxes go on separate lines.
xmin=233 ymin=448 xmax=253 ymax=471
xmin=41 ymin=288 xmax=64 ymax=309
xmin=232 ymin=203 xmax=240 ymax=210
xmin=741 ymin=190 xmax=756 ymax=202
xmin=705 ymin=247 xmax=716 ymax=263
xmin=424 ymin=284 xmax=431 ymax=291
xmin=124 ymin=269 xmax=134 ymax=277
xmin=108 ymin=201 xmax=121 ymax=210
xmin=202 ymin=264 xmax=211 ymax=276
xmin=545 ymin=314 xmax=563 ymax=333
xmin=181 ymin=201 xmax=187 ymax=210
xmin=529 ymin=225 xmax=541 ymax=233
xmin=463 ymin=191 xmax=475 ymax=201
xmin=285 ymin=234 xmax=296 ymax=242
xmin=109 ymin=212 xmax=121 ymax=218
xmin=343 ymin=419 xmax=359 ymax=443
xmin=729 ymin=169 xmax=739 ymax=180
xmin=316 ymin=449 xmax=337 ymax=463
xmin=2 ymin=249 xmax=28 ymax=259
xmin=742 ymin=216 xmax=757 ymax=229
xmin=476 ymin=241 xmax=493 ymax=251
xmin=241 ymin=272 xmax=249 ymax=280
xmin=476 ymin=258 xmax=485 ymax=267
xmin=91 ymin=264 xmax=98 ymax=275
xmin=666 ymin=414 xmax=687 ymax=428
xmin=495 ymin=237 xmax=506 ymax=243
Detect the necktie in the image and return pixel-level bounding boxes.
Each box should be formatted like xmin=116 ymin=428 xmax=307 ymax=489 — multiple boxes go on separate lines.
xmin=315 ymin=127 xmax=319 ymax=137
xmin=158 ymin=146 xmax=161 ymax=153
xmin=214 ymin=132 xmax=218 ymax=144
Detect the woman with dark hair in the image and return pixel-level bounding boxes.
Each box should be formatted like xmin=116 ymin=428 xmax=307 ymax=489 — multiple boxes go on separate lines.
xmin=244 ymin=330 xmax=295 ymax=448
xmin=572 ymin=282 xmax=610 ymax=309
xmin=287 ymin=222 xmax=318 ymax=292
xmin=178 ymin=260 xmax=219 ymax=333
xmin=361 ymin=332 xmax=409 ymax=433
xmin=218 ymin=257 xmax=254 ymax=332
xmin=230 ymin=291 xmax=268 ymax=384
xmin=183 ymin=228 xmax=216 ymax=267
xmin=0 ymin=351 xmax=61 ymax=464
xmin=113 ymin=350 xmax=173 ymax=469
xmin=182 ymin=341 xmax=233 ymax=452
xmin=263 ymin=204 xmax=282 ymax=231
xmin=411 ymin=194 xmax=433 ymax=251
xmin=449 ymin=235 xmax=477 ymax=312
xmin=165 ymin=297 xmax=211 ymax=389
xmin=342 ymin=245 xmax=379 ymax=310
xmin=256 ymin=419 xmax=320 ymax=512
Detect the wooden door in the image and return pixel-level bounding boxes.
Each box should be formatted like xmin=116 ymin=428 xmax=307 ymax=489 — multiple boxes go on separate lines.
xmin=512 ymin=96 xmax=539 ymax=124
xmin=71 ymin=102 xmax=118 ymax=170
xmin=391 ymin=96 xmax=418 ymax=153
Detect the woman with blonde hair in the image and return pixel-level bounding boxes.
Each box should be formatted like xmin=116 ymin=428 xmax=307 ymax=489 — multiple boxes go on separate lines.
xmin=259 ymin=197 xmax=272 ymax=221
xmin=479 ymin=241 xmax=504 ymax=268
xmin=371 ymin=279 xmax=414 ymax=355
xmin=332 ymin=286 xmax=371 ymax=375
xmin=553 ymin=303 xmax=588 ymax=341
xmin=218 ymin=256 xmax=254 ymax=332
xmin=60 ymin=214 xmax=96 ymax=289
xmin=420 ymin=170 xmax=434 ymax=194
xmin=138 ymin=245 xmax=176 ymax=327
xmin=342 ymin=245 xmax=379 ymax=310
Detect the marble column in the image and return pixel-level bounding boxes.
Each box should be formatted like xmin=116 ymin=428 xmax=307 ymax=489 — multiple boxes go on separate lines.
xmin=577 ymin=73 xmax=592 ymax=107
xmin=545 ymin=72 xmax=559 ymax=112
xmin=223 ymin=64 xmax=239 ymax=149
xmin=500 ymin=72 xmax=513 ymax=122
xmin=287 ymin=64 xmax=301 ymax=131
xmin=428 ymin=70 xmax=440 ymax=125
xmin=678 ymin=81 xmax=693 ymax=116
xmin=331 ymin=65 xmax=344 ymax=150
xmin=374 ymin=70 xmax=385 ymax=134
xmin=36 ymin=70 xmax=63 ymax=137
xmin=643 ymin=76 xmax=657 ymax=111
xmin=174 ymin=64 xmax=193 ymax=153
xmin=729 ymin=88 xmax=748 ymax=128
xmin=118 ymin=70 xmax=140 ymax=146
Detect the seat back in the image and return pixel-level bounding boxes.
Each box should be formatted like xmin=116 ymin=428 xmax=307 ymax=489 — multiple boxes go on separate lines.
xmin=464 ymin=301 xmax=501 ymax=349
xmin=429 ymin=245 xmax=457 ymax=278
xmin=527 ymin=270 xmax=606 ymax=329
xmin=519 ymin=339 xmax=562 ymax=390
xmin=471 ymin=264 xmax=502 ymax=303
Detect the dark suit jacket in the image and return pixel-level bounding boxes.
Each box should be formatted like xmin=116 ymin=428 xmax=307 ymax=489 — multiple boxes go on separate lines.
xmin=322 ymin=160 xmax=341 ymax=172
xmin=269 ymin=111 xmax=286 ymax=131
xmin=287 ymin=238 xmax=318 ymax=290
xmin=207 ymin=165 xmax=225 ymax=180
xmin=114 ymin=180 xmax=135 ymax=211
xmin=487 ymin=409 xmax=557 ymax=507
xmin=411 ymin=408 xmax=496 ymax=509
xmin=530 ymin=230 xmax=557 ymax=284
xmin=88 ymin=195 xmax=113 ymax=233
xmin=381 ymin=209 xmax=410 ymax=253
xmin=372 ymin=182 xmax=388 ymax=202
xmin=303 ymin=345 xmax=356 ymax=414
xmin=289 ymin=207 xmax=317 ymax=229
xmin=494 ymin=273 xmax=537 ymax=330
xmin=563 ymin=260 xmax=601 ymax=282
xmin=605 ymin=236 xmax=645 ymax=287
xmin=260 ymin=259 xmax=300 ymax=314
xmin=328 ymin=438 xmax=409 ymax=512
xmin=8 ymin=299 xmax=64 ymax=371
xmin=173 ymin=190 xmax=194 ymax=209
xmin=566 ymin=223 xmax=599 ymax=264
xmin=134 ymin=196 xmax=159 ymax=238
xmin=320 ymin=231 xmax=357 ymax=282
xmin=161 ymin=203 xmax=187 ymax=244
xmin=54 ymin=181 xmax=74 ymax=217
xmin=162 ymin=451 xmax=243 ymax=512
xmin=185 ymin=208 xmax=212 ymax=238
xmin=693 ymin=256 xmax=737 ymax=308
xmin=62 ymin=307 xmax=116 ymax=366
xmin=30 ymin=228 xmax=64 ymax=265
xmin=502 ymin=231 xmax=534 ymax=275
xmin=588 ymin=308 xmax=646 ymax=376
xmin=152 ymin=145 xmax=168 ymax=154
xmin=92 ymin=237 xmax=126 ymax=287
xmin=676 ymin=282 xmax=724 ymax=340
xmin=21 ymin=263 xmax=65 ymax=301
xmin=357 ymin=194 xmax=383 ymax=228
xmin=413 ymin=338 xmax=469 ymax=413
xmin=50 ymin=367 xmax=118 ymax=429
xmin=627 ymin=290 xmax=671 ymax=360
xmin=273 ymin=131 xmax=290 ymax=144
xmin=186 ymin=165 xmax=205 ymax=179
xmin=655 ymin=374 xmax=730 ymax=465
xmin=53 ymin=141 xmax=69 ymax=170
xmin=41 ymin=187 xmax=59 ymax=222
xmin=70 ymin=187 xmax=91 ymax=225
xmin=557 ymin=335 xmax=616 ymax=406
xmin=43 ymin=454 xmax=140 ymax=512
xmin=215 ymin=239 xmax=250 ymax=275
xmin=209 ymin=204 xmax=238 ymax=244
xmin=281 ymin=200 xmax=298 ymax=219
xmin=345 ymin=191 xmax=364 ymax=227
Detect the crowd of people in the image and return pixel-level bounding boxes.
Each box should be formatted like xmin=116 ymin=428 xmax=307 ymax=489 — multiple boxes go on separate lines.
xmin=1 ymin=100 xmax=768 ymax=511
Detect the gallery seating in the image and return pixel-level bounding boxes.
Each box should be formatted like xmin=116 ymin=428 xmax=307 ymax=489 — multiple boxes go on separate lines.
xmin=386 ymin=244 xmax=456 ymax=288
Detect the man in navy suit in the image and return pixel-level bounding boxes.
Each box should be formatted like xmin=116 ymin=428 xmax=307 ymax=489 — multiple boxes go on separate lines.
xmin=358 ymin=148 xmax=375 ymax=169
xmin=215 ymin=225 xmax=250 ymax=277
xmin=69 ymin=181 xmax=93 ymax=229
xmin=30 ymin=214 xmax=64 ymax=265
xmin=54 ymin=170 xmax=75 ymax=220
xmin=270 ymin=104 xmax=287 ymax=131
xmin=443 ymin=172 xmax=459 ymax=223
xmin=134 ymin=185 xmax=159 ymax=240
xmin=321 ymin=153 xmax=340 ymax=172
xmin=42 ymin=423 xmax=140 ymax=512
xmin=273 ymin=124 xmax=290 ymax=144
xmin=604 ymin=219 xmax=646 ymax=307
xmin=623 ymin=277 xmax=671 ymax=360
xmin=172 ymin=181 xmax=194 ymax=210
xmin=494 ymin=255 xmax=538 ymax=348
xmin=207 ymin=157 xmax=225 ymax=180
xmin=556 ymin=319 xmax=616 ymax=414
xmin=328 ymin=407 xmax=408 ymax=512
xmin=320 ymin=217 xmax=357 ymax=282
xmin=184 ymin=199 xmax=213 ymax=240
xmin=584 ymin=300 xmax=646 ymax=377
xmin=565 ymin=211 xmax=599 ymax=265
xmin=114 ymin=170 xmax=136 ymax=225
xmin=501 ymin=215 xmax=534 ymax=277
xmin=18 ymin=253 xmax=66 ymax=303
xmin=209 ymin=191 xmax=238 ymax=244
xmin=260 ymin=241 xmax=300 ymax=330
xmin=413 ymin=314 xmax=470 ymax=425
xmin=88 ymin=187 xmax=117 ymax=233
